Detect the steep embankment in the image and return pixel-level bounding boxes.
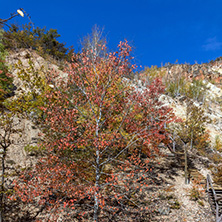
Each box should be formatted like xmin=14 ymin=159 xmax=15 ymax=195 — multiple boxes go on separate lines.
xmin=5 ymin=49 xmax=222 ymax=221
xmin=4 ymin=49 xmax=66 ymax=167
xmin=139 ymin=60 xmax=222 ymax=221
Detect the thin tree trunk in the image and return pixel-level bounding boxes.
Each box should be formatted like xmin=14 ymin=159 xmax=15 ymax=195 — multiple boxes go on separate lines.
xmin=0 ymin=149 xmax=5 ymax=222
xmin=94 ymin=119 xmax=101 ymax=222
xmin=184 ymin=145 xmax=189 ymax=184
xmin=190 ymin=130 xmax=193 ymax=150
xmin=173 ymin=132 xmax=175 ymax=152
xmin=184 ymin=101 xmax=190 ymax=184
xmin=93 ymin=161 xmax=100 ymax=222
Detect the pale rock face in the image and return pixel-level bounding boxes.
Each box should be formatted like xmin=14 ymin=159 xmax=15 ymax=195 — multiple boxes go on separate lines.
xmin=6 ymin=118 xmax=41 ymax=167
xmin=158 ymin=80 xmax=222 ymax=147
xmin=4 ymin=49 xmax=54 ymax=166
xmin=203 ymin=80 xmax=222 ymax=99
xmin=212 ymin=68 xmax=222 ymax=75
xmin=4 ymin=49 xmax=70 ymax=167
xmin=159 ymin=94 xmax=186 ymax=120
xmin=6 ymin=48 xmax=68 ymax=93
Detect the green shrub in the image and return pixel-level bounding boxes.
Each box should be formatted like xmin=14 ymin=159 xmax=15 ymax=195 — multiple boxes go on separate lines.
xmin=166 ymin=75 xmax=188 ymax=97
xmin=214 ymin=135 xmax=222 ymax=152
xmin=176 ymin=100 xmax=210 ymax=150
xmin=24 ymin=144 xmax=45 ymax=156
xmin=186 ymin=79 xmax=208 ymax=102
xmin=0 ymin=33 xmax=14 ymax=103
xmin=189 ymin=187 xmax=201 ymax=201
xmin=169 ymin=200 xmax=181 ymax=209
xmin=3 ymin=23 xmax=73 ymax=61
xmin=141 ymin=66 xmax=165 ymax=85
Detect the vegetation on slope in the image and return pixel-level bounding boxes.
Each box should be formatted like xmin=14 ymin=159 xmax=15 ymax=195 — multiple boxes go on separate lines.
xmin=2 ymin=23 xmax=74 ymax=63
xmin=0 ymin=30 xmax=14 ymax=103
xmin=0 ymin=21 xmax=222 ymax=221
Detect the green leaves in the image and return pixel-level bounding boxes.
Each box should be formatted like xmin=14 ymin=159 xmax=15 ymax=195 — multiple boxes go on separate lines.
xmin=5 ymin=58 xmax=51 ymax=123
xmin=3 ymin=23 xmax=72 ymax=61
xmin=176 ymin=100 xmax=210 ymax=150
xmin=0 ymin=41 xmax=13 ymax=104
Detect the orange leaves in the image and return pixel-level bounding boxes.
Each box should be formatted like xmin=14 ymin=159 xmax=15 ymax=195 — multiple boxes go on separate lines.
xmin=63 ymin=202 xmax=67 ymax=208
xmin=12 ymin=38 xmax=178 ymax=221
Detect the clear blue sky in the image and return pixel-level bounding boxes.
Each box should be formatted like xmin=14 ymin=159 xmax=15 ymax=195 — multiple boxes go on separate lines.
xmin=1 ymin=0 xmax=222 ymax=68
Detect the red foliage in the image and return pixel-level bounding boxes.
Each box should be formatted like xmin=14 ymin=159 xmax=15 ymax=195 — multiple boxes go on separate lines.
xmin=13 ymin=40 xmax=176 ymax=221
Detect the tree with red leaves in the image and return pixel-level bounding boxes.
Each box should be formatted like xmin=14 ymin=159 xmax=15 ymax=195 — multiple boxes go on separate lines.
xmin=14 ymin=36 xmax=176 ymax=221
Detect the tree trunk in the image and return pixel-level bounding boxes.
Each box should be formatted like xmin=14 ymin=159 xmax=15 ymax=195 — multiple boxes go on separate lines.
xmin=190 ymin=130 xmax=193 ymax=150
xmin=93 ymin=162 xmax=100 ymax=222
xmin=173 ymin=132 xmax=175 ymax=152
xmin=94 ymin=119 xmax=101 ymax=222
xmin=0 ymin=149 xmax=5 ymax=222
xmin=184 ymin=145 xmax=189 ymax=184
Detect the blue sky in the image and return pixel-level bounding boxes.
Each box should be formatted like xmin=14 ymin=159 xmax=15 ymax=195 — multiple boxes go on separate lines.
xmin=1 ymin=0 xmax=222 ymax=68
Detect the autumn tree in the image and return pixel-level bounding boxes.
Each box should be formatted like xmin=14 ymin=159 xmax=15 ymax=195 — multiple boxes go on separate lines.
xmin=81 ymin=25 xmax=107 ymax=59
xmin=14 ymin=38 xmax=176 ymax=221
xmin=178 ymin=100 xmax=210 ymax=150
xmin=173 ymin=99 xmax=210 ymax=184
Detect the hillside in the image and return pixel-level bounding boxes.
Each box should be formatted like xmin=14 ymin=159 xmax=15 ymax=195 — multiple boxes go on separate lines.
xmin=1 ymin=43 xmax=222 ymax=221
xmin=132 ymin=61 xmax=222 ymax=221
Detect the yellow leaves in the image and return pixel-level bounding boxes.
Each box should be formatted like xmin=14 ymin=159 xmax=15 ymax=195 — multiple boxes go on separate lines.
xmin=76 ymin=120 xmax=81 ymax=124
xmin=5 ymin=58 xmax=52 ymax=119
xmin=120 ymin=130 xmax=129 ymax=139
xmin=134 ymin=113 xmax=143 ymax=120
xmin=115 ymin=115 xmax=122 ymax=122
xmin=15 ymin=59 xmax=48 ymax=93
